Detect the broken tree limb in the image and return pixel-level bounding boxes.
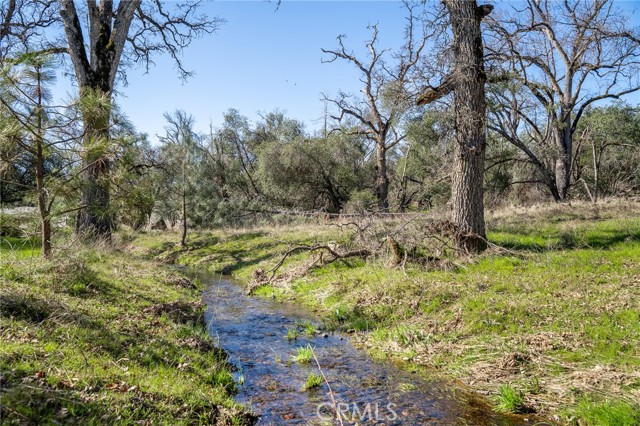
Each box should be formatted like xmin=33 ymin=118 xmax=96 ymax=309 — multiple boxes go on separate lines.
xmin=416 ymin=74 xmax=455 ymax=106
xmin=417 ymin=71 xmax=510 ymax=106
xmin=247 ymin=244 xmax=371 ymax=295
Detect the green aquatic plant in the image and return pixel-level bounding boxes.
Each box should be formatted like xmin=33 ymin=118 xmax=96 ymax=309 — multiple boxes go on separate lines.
xmin=303 ymin=373 xmax=323 ymax=390
xmin=293 ymin=344 xmax=314 ymax=364
xmin=286 ymin=327 xmax=299 ymax=341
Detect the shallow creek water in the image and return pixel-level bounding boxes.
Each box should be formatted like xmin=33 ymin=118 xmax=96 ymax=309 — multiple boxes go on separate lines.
xmin=199 ymin=273 xmax=538 ymax=426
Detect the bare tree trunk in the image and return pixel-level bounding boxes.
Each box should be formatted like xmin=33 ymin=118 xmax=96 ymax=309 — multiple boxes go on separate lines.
xmin=33 ymin=63 xmax=51 ymax=257
xmin=555 ymin=117 xmax=572 ymax=200
xmin=322 ymin=176 xmax=343 ymax=213
xmin=35 ymin=131 xmax=51 ymax=257
xmin=397 ymin=141 xmax=412 ymax=213
xmin=181 ymin=189 xmax=187 ymax=247
xmin=375 ymin=140 xmax=389 ymax=212
xmin=445 ymin=0 xmax=490 ymax=253
xmin=548 ymin=178 xmax=563 ymax=202
xmin=180 ymin=156 xmax=188 ymax=247
xmin=590 ymin=135 xmax=603 ymax=203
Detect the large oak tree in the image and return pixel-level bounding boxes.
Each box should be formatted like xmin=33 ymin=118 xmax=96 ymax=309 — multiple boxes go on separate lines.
xmin=58 ymin=0 xmax=222 ymax=239
xmin=418 ymin=1 xmax=493 ymax=252
xmin=444 ymin=0 xmax=492 ymax=252
xmin=486 ymin=0 xmax=640 ymax=201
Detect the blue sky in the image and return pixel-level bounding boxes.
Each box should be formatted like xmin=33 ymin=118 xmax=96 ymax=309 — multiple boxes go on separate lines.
xmin=51 ymin=0 xmax=640 ymax=143
xmin=55 ymin=1 xmax=413 ymax=141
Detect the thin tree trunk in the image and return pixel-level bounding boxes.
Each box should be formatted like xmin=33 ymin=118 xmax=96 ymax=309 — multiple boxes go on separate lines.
xmin=397 ymin=142 xmax=412 ymax=212
xmin=35 ymin=143 xmax=51 ymax=257
xmin=180 ymin=156 xmax=188 ymax=247
xmin=41 ymin=214 xmax=52 ymax=257
xmin=554 ymin=124 xmax=572 ymax=201
xmin=591 ymin=139 xmax=600 ymax=203
xmin=445 ymin=0 xmax=489 ymax=253
xmin=181 ymin=190 xmax=187 ymax=247
xmin=34 ymin=64 xmax=51 ymax=258
xmin=375 ymin=140 xmax=389 ymax=212
xmin=35 ymin=132 xmax=51 ymax=257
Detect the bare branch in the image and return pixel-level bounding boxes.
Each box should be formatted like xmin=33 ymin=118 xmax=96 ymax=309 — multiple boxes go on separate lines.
xmin=485 ymin=0 xmax=640 ymax=200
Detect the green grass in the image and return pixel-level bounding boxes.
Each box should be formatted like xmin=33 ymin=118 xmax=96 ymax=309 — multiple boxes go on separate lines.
xmin=567 ymin=398 xmax=640 ymax=426
xmin=138 ymin=200 xmax=640 ymax=424
xmin=286 ymin=327 xmax=299 ymax=341
xmin=284 ymin=320 xmax=317 ymax=341
xmin=131 ymin=225 xmax=347 ymax=282
xmin=296 ymin=320 xmax=317 ymax=336
xmin=0 ymin=236 xmax=41 ymax=258
xmin=292 ymin=345 xmax=314 ymax=364
xmin=495 ymin=384 xmax=526 ymax=414
xmin=0 ymin=240 xmax=253 ymax=425
xmin=302 ymin=373 xmax=323 ymax=390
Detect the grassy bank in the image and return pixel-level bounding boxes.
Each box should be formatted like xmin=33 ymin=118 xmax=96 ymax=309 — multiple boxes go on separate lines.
xmin=0 ymin=240 xmax=254 ymax=425
xmin=136 ymin=200 xmax=640 ymax=425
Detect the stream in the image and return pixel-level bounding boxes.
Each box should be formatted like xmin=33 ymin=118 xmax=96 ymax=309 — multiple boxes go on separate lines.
xmin=199 ymin=272 xmax=539 ymax=426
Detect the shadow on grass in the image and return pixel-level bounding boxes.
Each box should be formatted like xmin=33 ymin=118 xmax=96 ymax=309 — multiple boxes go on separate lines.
xmin=0 ymin=371 xmax=110 ymax=425
xmin=214 ymin=250 xmax=274 ymax=274
xmin=493 ymin=228 xmax=640 ymax=253
xmin=54 ymin=263 xmax=116 ymax=299
xmin=321 ymin=280 xmax=396 ymax=333
xmin=222 ymin=231 xmax=267 ymax=242
xmin=0 ymin=291 xmax=102 ymax=330
xmin=0 ymin=292 xmax=55 ymax=323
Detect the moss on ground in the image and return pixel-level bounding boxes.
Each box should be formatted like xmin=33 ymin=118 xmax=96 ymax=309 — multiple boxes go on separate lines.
xmin=139 ymin=200 xmax=640 ymax=425
xmin=0 ymin=243 xmax=255 ymax=425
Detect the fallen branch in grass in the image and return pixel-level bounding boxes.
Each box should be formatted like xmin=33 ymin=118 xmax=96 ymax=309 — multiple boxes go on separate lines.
xmin=247 ymin=244 xmax=371 ymax=294
xmin=247 ymin=217 xmax=522 ymax=295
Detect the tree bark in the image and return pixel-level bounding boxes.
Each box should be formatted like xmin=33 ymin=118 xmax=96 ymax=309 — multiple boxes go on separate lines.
xmin=591 ymin=139 xmax=600 ymax=203
xmin=60 ymin=0 xmax=139 ymax=240
xmin=35 ymin=112 xmax=51 ymax=258
xmin=375 ymin=139 xmax=389 ymax=212
xmin=75 ymin=94 xmax=112 ymax=240
xmin=180 ymin=153 xmax=188 ymax=247
xmin=181 ymin=189 xmax=187 ymax=247
xmin=444 ymin=0 xmax=490 ymax=253
xmin=33 ymin=62 xmax=51 ymax=257
xmin=555 ymin=117 xmax=572 ymax=200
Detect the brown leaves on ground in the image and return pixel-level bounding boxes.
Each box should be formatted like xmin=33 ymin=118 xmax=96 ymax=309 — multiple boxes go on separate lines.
xmin=168 ymin=276 xmax=198 ymax=290
xmin=570 ymin=365 xmax=640 ymax=403
xmin=143 ymin=301 xmax=204 ymax=326
xmin=180 ymin=336 xmax=213 ymax=352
